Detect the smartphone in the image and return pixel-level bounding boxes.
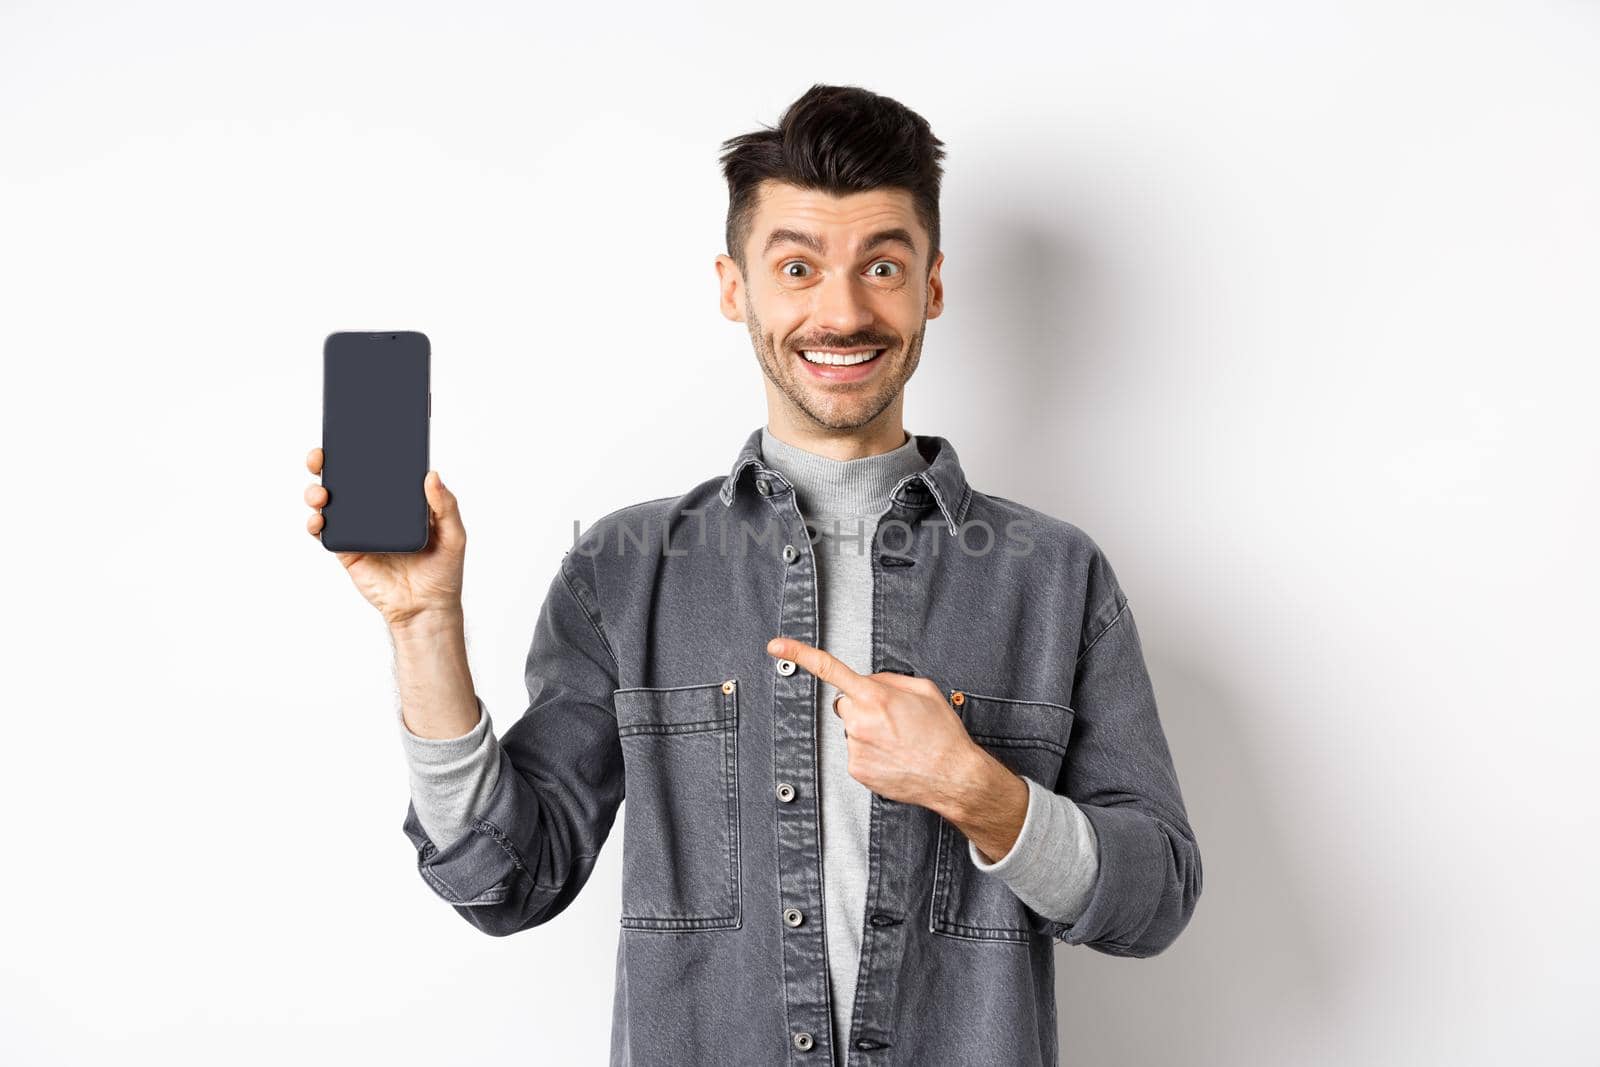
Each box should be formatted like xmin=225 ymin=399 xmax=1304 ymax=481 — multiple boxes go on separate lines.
xmin=320 ymin=330 xmax=431 ymax=553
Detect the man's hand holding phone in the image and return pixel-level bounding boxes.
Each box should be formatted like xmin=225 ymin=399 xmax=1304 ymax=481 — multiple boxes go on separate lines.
xmin=304 ymin=449 xmax=480 ymax=739
xmin=304 ymin=448 xmax=466 ymax=629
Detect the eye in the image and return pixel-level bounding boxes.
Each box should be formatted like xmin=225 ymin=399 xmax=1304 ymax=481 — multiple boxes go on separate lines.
xmin=867 ymin=260 xmax=902 ymax=278
xmin=780 ymin=260 xmax=813 ymax=279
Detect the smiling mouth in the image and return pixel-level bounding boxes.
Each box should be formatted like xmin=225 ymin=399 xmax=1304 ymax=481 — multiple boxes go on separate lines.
xmin=798 ymin=348 xmax=885 ymax=366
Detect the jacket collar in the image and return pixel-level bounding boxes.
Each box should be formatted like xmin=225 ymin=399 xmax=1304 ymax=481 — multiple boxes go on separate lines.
xmin=718 ymin=424 xmax=971 ymax=535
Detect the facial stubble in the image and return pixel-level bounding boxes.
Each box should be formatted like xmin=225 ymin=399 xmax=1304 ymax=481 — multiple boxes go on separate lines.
xmin=744 ymin=292 xmax=925 ymax=432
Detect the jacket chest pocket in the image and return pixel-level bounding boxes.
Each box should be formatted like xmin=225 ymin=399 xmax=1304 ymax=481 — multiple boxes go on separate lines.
xmin=930 ymin=690 xmax=1075 ymax=944
xmin=613 ymin=679 xmax=742 ymax=931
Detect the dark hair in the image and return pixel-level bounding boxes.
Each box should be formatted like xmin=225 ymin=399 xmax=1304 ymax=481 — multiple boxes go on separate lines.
xmin=718 ymin=83 xmax=946 ymax=277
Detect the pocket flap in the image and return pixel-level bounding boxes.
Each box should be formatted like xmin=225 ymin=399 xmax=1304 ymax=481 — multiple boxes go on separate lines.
xmin=951 ymin=690 xmax=1074 ymax=756
xmin=613 ymin=679 xmax=738 ymax=736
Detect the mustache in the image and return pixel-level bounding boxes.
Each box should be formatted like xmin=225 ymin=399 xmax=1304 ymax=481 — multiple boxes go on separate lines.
xmin=788 ymin=338 xmax=896 ymax=350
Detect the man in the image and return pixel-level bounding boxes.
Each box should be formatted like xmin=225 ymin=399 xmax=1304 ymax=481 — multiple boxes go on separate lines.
xmin=303 ymin=83 xmax=1201 ymax=1066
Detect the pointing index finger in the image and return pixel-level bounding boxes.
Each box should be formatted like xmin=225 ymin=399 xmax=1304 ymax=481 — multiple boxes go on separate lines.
xmin=766 ymin=636 xmax=875 ymax=700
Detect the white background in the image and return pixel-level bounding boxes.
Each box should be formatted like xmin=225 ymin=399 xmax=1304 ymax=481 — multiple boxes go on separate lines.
xmin=3 ymin=1 xmax=1595 ymax=1064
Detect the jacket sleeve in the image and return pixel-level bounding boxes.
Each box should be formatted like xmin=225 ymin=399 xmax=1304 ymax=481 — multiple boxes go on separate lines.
xmin=400 ymin=552 xmax=626 ymax=937
xmin=1046 ymin=567 xmax=1203 ymax=957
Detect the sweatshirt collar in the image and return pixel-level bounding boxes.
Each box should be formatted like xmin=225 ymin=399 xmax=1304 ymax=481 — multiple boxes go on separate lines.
xmin=756 ymin=425 xmax=928 ymax=517
xmin=718 ymin=424 xmax=972 ymax=536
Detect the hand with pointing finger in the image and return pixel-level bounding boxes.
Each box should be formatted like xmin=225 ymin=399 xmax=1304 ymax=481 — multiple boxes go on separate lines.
xmin=765 ymin=635 xmax=1015 ymax=825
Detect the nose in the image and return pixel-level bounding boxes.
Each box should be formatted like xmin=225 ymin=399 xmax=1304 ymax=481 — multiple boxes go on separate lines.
xmin=810 ymin=269 xmax=875 ymax=337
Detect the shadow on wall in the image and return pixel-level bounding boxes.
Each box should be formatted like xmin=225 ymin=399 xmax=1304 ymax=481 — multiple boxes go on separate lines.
xmin=953 ymin=207 xmax=1344 ymax=1062
xmin=1054 ymin=657 xmax=1338 ymax=1065
xmin=932 ymin=210 xmax=1124 ymax=462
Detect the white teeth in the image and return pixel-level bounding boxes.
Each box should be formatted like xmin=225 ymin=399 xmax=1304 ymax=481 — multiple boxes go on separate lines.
xmin=801 ymin=349 xmax=881 ymax=366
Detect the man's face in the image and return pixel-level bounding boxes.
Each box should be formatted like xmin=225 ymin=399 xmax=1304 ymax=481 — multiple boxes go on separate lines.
xmin=716 ymin=180 xmax=944 ymax=433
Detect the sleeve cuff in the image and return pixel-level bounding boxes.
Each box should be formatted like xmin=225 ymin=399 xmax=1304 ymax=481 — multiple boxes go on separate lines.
xmin=967 ymin=774 xmax=1102 ymax=925
xmin=397 ymin=694 xmax=491 ymax=762
xmin=397 ymin=694 xmax=502 ymax=852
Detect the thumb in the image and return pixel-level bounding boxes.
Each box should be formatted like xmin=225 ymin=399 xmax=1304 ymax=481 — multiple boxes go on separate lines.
xmin=424 ymin=470 xmax=465 ymax=545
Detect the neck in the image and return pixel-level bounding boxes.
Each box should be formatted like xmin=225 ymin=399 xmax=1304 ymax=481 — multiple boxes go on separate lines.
xmin=761 ymin=408 xmax=909 ymax=463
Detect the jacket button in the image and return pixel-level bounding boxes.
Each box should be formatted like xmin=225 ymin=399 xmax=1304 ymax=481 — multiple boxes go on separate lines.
xmin=783 ymin=907 xmax=804 ymax=927
xmin=756 ymin=478 xmax=771 ymax=495
xmin=721 ymin=679 xmax=735 ymax=694
xmin=776 ymin=782 xmax=796 ymax=802
xmin=793 ymin=1031 xmax=814 ymax=1051
xmin=776 ymin=658 xmax=796 ymax=676
xmin=949 ymin=690 xmax=965 ymax=707
xmin=782 ymin=543 xmax=798 ymax=563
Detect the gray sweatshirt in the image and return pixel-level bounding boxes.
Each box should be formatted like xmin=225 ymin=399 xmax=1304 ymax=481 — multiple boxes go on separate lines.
xmin=396 ymin=427 xmax=1100 ymax=1054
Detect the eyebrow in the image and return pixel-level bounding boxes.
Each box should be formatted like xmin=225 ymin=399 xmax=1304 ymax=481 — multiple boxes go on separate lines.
xmin=762 ymin=226 xmax=918 ymax=259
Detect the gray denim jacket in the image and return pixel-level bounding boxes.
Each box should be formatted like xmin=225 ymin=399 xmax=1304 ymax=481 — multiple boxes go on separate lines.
xmin=401 ymin=426 xmax=1202 ymax=1066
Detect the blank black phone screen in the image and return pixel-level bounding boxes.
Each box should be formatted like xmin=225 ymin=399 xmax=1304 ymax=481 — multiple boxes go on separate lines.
xmin=320 ymin=331 xmax=431 ymax=553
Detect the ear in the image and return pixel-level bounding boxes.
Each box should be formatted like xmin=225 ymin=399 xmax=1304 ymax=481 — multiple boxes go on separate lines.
xmin=715 ymin=253 xmax=746 ymax=323
xmin=925 ymin=249 xmax=945 ymax=320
